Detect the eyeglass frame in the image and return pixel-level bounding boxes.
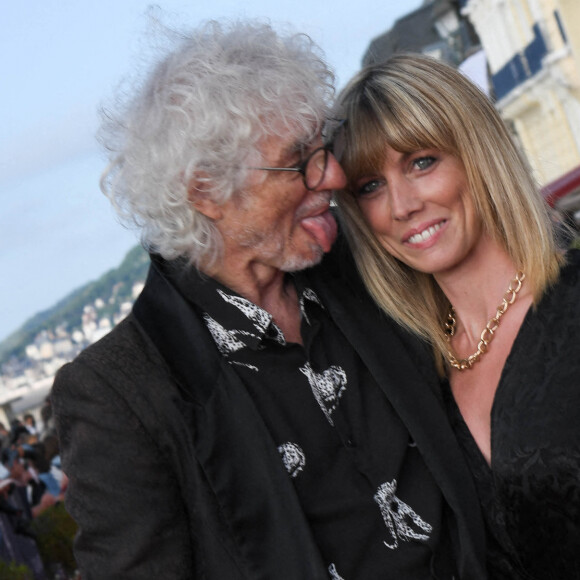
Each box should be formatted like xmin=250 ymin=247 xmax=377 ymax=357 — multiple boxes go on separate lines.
xmin=249 ymin=145 xmax=332 ymax=191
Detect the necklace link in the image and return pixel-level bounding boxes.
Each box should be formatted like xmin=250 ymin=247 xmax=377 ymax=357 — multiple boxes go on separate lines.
xmin=445 ymin=271 xmax=525 ymax=371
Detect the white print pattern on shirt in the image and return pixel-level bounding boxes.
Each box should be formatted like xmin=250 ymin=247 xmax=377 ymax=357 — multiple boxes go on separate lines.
xmin=203 ymin=314 xmax=247 ymax=355
xmin=299 ymin=288 xmax=324 ymax=325
xmin=328 ymin=563 xmax=345 ymax=580
xmin=217 ymin=289 xmax=285 ymax=345
xmin=278 ymin=442 xmax=306 ymax=478
xmin=230 ymin=360 xmax=259 ymax=372
xmin=203 ymin=315 xmax=261 ymax=371
xmin=299 ymin=362 xmax=347 ymax=426
xmin=374 ymin=480 xmax=433 ymax=549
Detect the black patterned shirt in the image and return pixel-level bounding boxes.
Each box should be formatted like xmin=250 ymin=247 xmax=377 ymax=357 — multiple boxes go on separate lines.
xmin=191 ymin=271 xmax=452 ymax=580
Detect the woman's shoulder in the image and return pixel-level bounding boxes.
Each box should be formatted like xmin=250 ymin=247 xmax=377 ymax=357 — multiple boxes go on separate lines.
xmin=561 ymin=248 xmax=580 ymax=278
xmin=541 ymin=248 xmax=580 ymax=306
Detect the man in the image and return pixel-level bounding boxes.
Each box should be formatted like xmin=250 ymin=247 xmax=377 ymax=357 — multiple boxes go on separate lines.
xmin=52 ymin=20 xmax=486 ymax=579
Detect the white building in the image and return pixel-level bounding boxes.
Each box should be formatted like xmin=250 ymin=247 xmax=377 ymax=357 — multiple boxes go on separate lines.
xmin=461 ymin=0 xmax=580 ymax=196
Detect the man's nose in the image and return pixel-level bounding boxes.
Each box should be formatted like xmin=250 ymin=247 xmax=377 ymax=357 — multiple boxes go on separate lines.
xmin=317 ymin=152 xmax=347 ymax=191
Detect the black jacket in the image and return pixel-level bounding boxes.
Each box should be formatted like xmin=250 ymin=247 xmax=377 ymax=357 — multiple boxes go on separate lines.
xmin=53 ymin=241 xmax=486 ymax=579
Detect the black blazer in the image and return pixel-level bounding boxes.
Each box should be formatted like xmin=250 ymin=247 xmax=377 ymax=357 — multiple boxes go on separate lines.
xmin=53 ymin=243 xmax=486 ymax=579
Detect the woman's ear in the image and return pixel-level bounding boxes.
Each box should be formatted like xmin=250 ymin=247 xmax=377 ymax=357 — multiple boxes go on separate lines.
xmin=187 ymin=176 xmax=223 ymax=220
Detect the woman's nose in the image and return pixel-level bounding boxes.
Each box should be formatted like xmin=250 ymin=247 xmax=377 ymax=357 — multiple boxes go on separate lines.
xmin=390 ymin=183 xmax=423 ymax=221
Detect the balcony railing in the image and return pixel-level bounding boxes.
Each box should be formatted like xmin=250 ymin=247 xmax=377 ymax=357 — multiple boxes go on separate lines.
xmin=491 ymin=23 xmax=547 ymax=99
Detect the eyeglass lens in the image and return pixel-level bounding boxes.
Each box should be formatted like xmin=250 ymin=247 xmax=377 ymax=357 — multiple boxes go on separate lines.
xmin=304 ymin=148 xmax=329 ymax=190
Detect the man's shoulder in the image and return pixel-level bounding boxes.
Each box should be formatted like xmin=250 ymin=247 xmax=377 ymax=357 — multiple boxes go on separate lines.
xmin=72 ymin=314 xmax=155 ymax=368
xmin=52 ymin=312 xmax=198 ymax=437
xmin=54 ymin=313 xmax=170 ymax=398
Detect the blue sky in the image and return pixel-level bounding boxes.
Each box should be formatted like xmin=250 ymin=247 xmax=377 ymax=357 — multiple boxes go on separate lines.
xmin=0 ymin=0 xmax=422 ymax=342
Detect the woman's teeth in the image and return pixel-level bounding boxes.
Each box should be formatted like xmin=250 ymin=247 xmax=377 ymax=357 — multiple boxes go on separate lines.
xmin=408 ymin=222 xmax=442 ymax=244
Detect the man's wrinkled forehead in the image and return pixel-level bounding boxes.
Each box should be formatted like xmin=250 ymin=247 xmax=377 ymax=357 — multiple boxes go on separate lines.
xmin=261 ymin=124 xmax=322 ymax=165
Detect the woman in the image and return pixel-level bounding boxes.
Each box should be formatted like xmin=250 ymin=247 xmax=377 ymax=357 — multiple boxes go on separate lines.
xmin=332 ymin=53 xmax=580 ymax=579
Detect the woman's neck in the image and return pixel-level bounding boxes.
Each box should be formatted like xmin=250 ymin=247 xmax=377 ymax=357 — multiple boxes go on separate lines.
xmin=434 ymin=236 xmax=525 ymax=344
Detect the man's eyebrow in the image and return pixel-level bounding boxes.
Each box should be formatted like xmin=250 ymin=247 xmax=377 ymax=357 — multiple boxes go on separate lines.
xmin=276 ymin=140 xmax=306 ymax=166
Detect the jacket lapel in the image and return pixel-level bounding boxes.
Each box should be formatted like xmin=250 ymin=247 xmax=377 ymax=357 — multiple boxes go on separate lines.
xmin=305 ymin=245 xmax=487 ymax=579
xmin=133 ymin=257 xmax=329 ymax=579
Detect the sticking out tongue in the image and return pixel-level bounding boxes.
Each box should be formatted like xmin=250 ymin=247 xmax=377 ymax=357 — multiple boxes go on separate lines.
xmin=301 ymin=210 xmax=338 ymax=253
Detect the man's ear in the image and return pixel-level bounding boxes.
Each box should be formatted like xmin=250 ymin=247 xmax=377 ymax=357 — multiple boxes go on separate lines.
xmin=187 ymin=176 xmax=223 ymax=220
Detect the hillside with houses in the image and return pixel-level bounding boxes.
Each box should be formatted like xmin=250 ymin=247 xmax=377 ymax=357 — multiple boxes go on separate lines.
xmin=0 ymin=246 xmax=149 ymax=424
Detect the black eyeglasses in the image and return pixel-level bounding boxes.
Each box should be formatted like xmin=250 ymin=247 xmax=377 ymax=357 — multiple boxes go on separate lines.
xmin=322 ymin=118 xmax=347 ymax=162
xmin=250 ymin=146 xmax=331 ymax=191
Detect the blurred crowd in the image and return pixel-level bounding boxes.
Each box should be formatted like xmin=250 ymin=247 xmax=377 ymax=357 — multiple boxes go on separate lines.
xmin=0 ymin=398 xmax=68 ymax=579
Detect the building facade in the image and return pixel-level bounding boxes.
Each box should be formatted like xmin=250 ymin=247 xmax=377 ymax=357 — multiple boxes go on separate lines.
xmin=460 ymin=0 xmax=580 ymax=214
xmin=363 ymin=0 xmax=480 ymax=68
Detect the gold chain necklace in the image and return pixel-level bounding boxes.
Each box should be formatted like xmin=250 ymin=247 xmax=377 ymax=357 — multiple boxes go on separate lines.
xmin=444 ymin=271 xmax=525 ymax=371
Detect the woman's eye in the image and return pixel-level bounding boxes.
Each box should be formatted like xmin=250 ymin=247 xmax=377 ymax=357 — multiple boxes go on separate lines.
xmin=356 ymin=179 xmax=382 ymax=197
xmin=413 ymin=156 xmax=436 ymax=170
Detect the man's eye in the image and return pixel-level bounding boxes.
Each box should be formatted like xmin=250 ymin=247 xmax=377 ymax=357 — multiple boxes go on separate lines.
xmin=413 ymin=156 xmax=436 ymax=170
xmin=356 ymin=179 xmax=382 ymax=197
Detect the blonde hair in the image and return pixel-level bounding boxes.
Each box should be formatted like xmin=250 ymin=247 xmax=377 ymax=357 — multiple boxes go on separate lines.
xmin=333 ymin=54 xmax=562 ymax=367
